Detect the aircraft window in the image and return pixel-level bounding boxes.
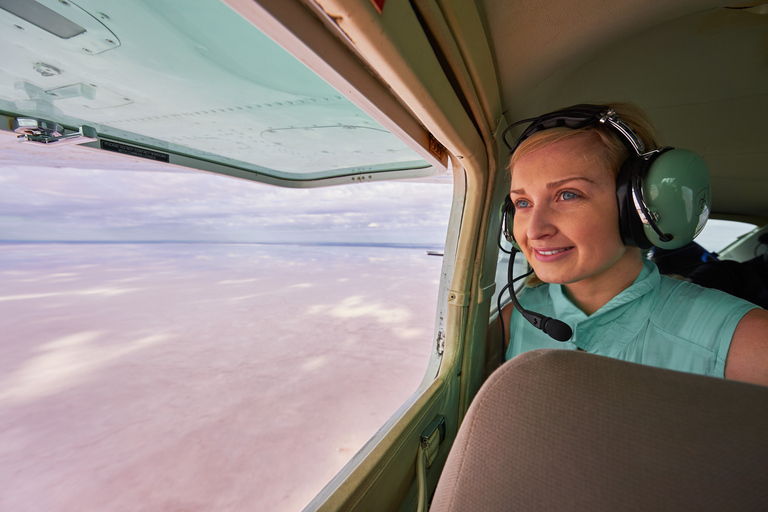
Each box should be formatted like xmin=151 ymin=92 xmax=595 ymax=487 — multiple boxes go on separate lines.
xmin=0 ymin=0 xmax=433 ymax=182
xmin=491 ymin=235 xmax=531 ymax=314
xmin=0 ymin=139 xmax=453 ymax=511
xmin=690 ymin=219 xmax=756 ymax=253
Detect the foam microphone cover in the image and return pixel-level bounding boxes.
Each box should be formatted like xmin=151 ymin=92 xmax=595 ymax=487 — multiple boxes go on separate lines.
xmin=541 ymin=317 xmax=573 ymax=342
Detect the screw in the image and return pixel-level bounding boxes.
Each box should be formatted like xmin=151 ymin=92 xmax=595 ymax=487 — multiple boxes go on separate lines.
xmin=82 ymin=48 xmax=92 ymax=54
xmin=96 ymin=12 xmax=110 ymax=20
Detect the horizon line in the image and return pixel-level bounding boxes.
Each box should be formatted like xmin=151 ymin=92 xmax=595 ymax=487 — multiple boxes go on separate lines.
xmin=0 ymin=240 xmax=445 ymax=249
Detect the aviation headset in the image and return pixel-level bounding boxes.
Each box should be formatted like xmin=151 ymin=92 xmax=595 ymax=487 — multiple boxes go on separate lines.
xmin=501 ymin=104 xmax=711 ymax=250
xmin=496 ymin=104 xmax=712 ymax=349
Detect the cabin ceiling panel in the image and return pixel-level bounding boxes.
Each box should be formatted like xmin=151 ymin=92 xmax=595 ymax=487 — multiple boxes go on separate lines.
xmin=475 ymin=0 xmax=726 ymax=116
xmin=541 ymin=8 xmax=768 ymax=111
xmin=711 ymin=174 xmax=768 ymax=220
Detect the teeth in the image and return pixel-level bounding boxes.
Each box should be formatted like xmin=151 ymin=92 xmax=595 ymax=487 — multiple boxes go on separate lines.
xmin=538 ymin=249 xmax=567 ymax=256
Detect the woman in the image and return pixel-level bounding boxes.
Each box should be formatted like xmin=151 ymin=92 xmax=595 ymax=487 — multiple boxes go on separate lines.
xmin=500 ymin=103 xmax=768 ymax=386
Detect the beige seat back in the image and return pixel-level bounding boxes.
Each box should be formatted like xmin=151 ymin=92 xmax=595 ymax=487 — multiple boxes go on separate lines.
xmin=431 ymin=349 xmax=768 ymax=511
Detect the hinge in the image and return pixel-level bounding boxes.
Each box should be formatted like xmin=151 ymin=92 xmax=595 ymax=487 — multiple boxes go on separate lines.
xmin=428 ymin=133 xmax=446 ymax=160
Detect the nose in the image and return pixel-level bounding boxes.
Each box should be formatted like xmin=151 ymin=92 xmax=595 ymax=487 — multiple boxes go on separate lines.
xmin=525 ymin=204 xmax=557 ymax=241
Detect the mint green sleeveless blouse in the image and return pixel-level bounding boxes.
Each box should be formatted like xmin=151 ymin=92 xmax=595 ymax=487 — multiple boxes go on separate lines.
xmin=506 ymin=259 xmax=758 ymax=377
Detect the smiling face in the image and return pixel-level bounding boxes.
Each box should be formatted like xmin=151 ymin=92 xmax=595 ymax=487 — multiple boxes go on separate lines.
xmin=510 ymin=132 xmax=642 ymax=302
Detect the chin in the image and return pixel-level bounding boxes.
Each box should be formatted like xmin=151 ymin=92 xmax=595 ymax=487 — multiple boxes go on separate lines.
xmin=530 ymin=269 xmax=571 ymax=285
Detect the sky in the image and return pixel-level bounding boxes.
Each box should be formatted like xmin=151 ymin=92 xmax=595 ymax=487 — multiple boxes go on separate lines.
xmin=0 ymin=136 xmax=454 ymax=247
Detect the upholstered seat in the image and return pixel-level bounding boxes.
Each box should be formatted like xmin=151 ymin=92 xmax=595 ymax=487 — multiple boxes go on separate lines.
xmin=431 ymin=349 xmax=768 ymax=512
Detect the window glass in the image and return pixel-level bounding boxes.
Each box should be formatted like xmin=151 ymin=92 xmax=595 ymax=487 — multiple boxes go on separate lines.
xmin=0 ymin=139 xmax=453 ymax=511
xmin=491 ymin=237 xmax=529 ymax=314
xmin=0 ymin=2 xmax=453 ymax=509
xmin=691 ymin=219 xmax=756 ymax=253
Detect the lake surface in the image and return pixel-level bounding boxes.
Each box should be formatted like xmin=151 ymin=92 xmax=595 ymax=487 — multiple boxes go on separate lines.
xmin=0 ymin=242 xmax=443 ymax=512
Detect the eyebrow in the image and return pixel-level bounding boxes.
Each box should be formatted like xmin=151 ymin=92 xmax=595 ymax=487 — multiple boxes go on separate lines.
xmin=510 ymin=176 xmax=595 ymax=195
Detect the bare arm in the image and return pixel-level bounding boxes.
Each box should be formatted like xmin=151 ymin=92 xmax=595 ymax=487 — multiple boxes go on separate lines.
xmin=725 ymin=308 xmax=768 ymax=386
xmin=500 ymin=303 xmax=514 ymax=353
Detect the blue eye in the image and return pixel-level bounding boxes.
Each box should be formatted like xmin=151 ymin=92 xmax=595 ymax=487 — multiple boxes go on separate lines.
xmin=561 ymin=191 xmax=577 ymax=201
xmin=514 ymin=199 xmax=531 ymax=209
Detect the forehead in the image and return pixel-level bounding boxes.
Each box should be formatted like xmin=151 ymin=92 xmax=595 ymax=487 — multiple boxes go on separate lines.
xmin=509 ymin=134 xmax=612 ymax=190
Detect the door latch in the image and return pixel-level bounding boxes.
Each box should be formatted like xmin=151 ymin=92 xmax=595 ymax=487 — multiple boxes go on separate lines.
xmin=420 ymin=415 xmax=446 ymax=469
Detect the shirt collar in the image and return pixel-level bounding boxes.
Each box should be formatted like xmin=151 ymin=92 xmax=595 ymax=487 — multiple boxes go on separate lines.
xmin=548 ymin=258 xmax=659 ymax=323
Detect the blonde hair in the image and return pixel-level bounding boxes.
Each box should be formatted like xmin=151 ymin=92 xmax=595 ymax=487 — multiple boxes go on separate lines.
xmin=508 ymin=103 xmax=660 ymax=179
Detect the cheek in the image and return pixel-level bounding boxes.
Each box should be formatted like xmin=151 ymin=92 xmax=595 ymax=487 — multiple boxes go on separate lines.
xmin=599 ymin=197 xmax=622 ymax=235
xmin=511 ymin=213 xmax=532 ymax=244
xmin=569 ymin=198 xmax=622 ymax=244
xmin=585 ymin=201 xmax=623 ymax=249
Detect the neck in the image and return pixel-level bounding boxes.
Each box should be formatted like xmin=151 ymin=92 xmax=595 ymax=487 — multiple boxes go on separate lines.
xmin=563 ymin=248 xmax=644 ymax=315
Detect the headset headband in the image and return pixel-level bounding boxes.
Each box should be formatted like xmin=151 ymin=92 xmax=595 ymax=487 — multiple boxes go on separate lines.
xmin=502 ymin=104 xmax=652 ymax=158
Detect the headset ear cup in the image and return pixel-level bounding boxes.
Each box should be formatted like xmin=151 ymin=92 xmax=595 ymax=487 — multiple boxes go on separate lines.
xmin=616 ymin=149 xmax=711 ymax=250
xmin=642 ymin=149 xmax=711 ymax=249
xmin=616 ymin=158 xmax=653 ymax=249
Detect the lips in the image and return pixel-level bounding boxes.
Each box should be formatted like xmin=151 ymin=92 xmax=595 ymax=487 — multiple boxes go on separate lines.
xmin=537 ymin=248 xmax=568 ymax=256
xmin=532 ymin=246 xmax=574 ymax=262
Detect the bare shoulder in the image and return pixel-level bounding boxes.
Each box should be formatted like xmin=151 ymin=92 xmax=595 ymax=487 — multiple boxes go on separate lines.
xmin=725 ymin=308 xmax=768 ymax=386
